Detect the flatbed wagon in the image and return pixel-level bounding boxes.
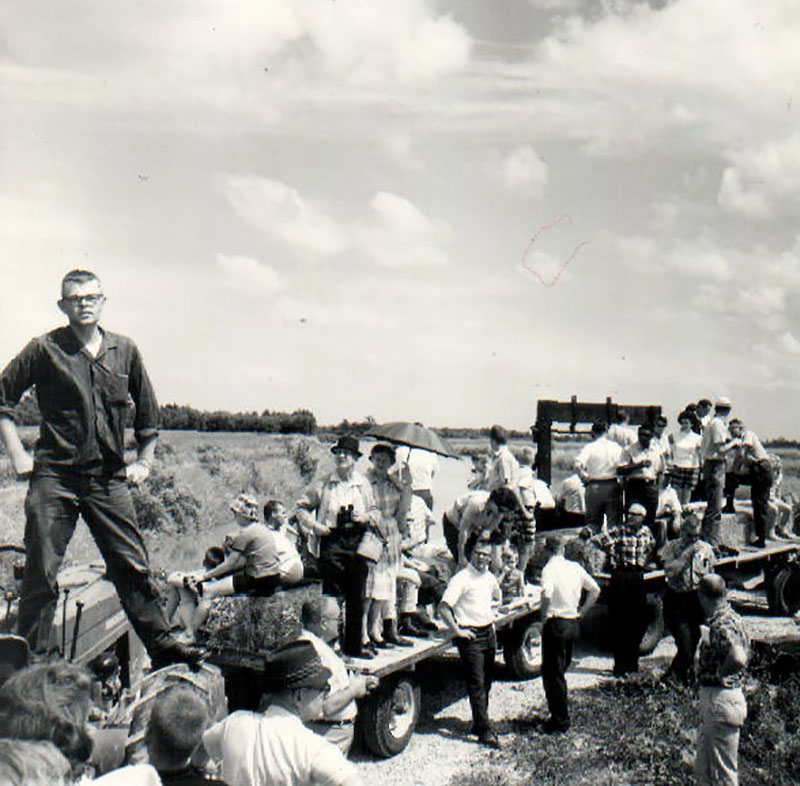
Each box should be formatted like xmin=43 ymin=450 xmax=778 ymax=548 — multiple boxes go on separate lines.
xmin=207 ymin=591 xmax=543 ymax=758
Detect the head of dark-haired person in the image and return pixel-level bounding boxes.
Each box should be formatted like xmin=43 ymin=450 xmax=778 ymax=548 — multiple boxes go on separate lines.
xmin=487 ymin=486 xmax=521 ymax=515
xmin=489 ymin=425 xmax=508 ymax=447
xmin=637 ymin=425 xmax=653 ymax=448
xmin=591 ymin=420 xmax=608 ymax=438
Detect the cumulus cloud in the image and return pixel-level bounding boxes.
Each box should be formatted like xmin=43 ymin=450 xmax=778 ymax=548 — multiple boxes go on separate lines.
xmin=493 ymin=146 xmax=548 ymax=197
xmin=223 ymin=175 xmax=349 ymax=258
xmin=217 ymin=254 xmax=286 ymax=295
xmin=777 ymin=331 xmax=800 ymax=355
xmin=718 ymin=135 xmax=800 ymax=219
xmin=355 ymin=192 xmax=451 ymax=268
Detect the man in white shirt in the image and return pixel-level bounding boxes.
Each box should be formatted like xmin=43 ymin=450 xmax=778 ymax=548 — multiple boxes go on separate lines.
xmin=607 ymin=410 xmax=637 ymax=448
xmin=395 ymin=446 xmax=439 ymax=511
xmin=556 ymin=474 xmax=586 ymax=528
xmin=202 ymin=640 xmax=362 ymax=786
xmin=439 ymin=535 xmax=502 ymax=749
xmin=538 ymin=535 xmax=600 ymax=734
xmin=299 ymin=596 xmax=378 ymax=755
xmin=574 ymin=421 xmax=623 ymax=531
xmin=618 ymin=425 xmax=663 ymax=541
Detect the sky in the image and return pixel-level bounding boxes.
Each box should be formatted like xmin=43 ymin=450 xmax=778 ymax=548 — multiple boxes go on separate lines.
xmin=2 ymin=0 xmax=800 ymax=437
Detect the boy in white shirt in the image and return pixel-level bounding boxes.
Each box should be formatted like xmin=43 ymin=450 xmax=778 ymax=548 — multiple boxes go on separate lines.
xmin=439 ymin=534 xmax=502 ymax=749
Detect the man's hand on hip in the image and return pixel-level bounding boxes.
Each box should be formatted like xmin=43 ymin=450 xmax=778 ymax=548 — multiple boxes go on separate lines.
xmin=125 ymin=460 xmax=151 ymax=487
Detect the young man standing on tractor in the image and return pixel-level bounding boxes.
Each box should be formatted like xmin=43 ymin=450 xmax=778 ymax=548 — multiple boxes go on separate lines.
xmin=0 ymin=270 xmax=202 ymax=669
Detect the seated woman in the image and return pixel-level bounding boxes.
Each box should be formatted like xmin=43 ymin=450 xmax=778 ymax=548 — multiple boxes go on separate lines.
xmin=187 ymin=493 xmax=303 ymax=600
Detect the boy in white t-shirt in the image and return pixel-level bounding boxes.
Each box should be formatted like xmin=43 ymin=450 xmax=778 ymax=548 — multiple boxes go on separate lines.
xmin=439 ymin=534 xmax=502 ymax=749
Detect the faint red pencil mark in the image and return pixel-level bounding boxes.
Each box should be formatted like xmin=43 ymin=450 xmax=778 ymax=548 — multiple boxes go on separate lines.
xmin=521 ymin=214 xmax=588 ymax=287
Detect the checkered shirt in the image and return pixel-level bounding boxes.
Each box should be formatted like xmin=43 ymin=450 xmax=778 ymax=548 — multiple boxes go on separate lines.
xmin=595 ymin=525 xmax=655 ymax=570
xmin=697 ymin=603 xmax=750 ymax=689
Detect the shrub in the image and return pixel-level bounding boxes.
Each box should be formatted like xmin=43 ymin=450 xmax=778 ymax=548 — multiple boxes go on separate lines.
xmin=286 ymin=440 xmax=318 ymax=483
xmin=132 ymin=471 xmax=203 ymax=534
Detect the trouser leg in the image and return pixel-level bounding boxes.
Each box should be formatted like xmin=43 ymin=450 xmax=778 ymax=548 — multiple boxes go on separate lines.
xmin=542 ymin=618 xmax=576 ymax=728
xmin=584 ymin=485 xmax=603 ymax=531
xmin=610 ymin=570 xmax=644 ymax=674
xmin=442 ymin=515 xmax=459 ymax=562
xmin=695 ymin=688 xmax=746 ymax=786
xmin=664 ymin=589 xmax=697 ymax=682
xmin=750 ymin=462 xmax=773 ymax=542
xmin=80 ymin=475 xmax=172 ymax=654
xmin=456 ymin=627 xmax=495 ymax=733
xmin=18 ymin=473 xmax=80 ymax=653
xmin=702 ymin=461 xmax=726 ymax=547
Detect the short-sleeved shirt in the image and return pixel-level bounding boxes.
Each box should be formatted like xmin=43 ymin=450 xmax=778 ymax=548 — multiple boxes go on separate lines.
xmin=594 ymin=525 xmax=655 ymax=570
xmin=225 ymin=523 xmax=302 ymax=580
xmin=732 ymin=429 xmax=769 ymax=474
xmin=485 ymin=445 xmax=520 ymax=492
xmin=575 ymin=437 xmax=622 ymax=482
xmin=607 ymin=424 xmax=637 ymax=448
xmin=557 ymin=474 xmax=586 ymax=514
xmin=670 ymin=430 xmax=702 ymax=468
xmin=395 ymin=446 xmax=439 ymax=491
xmin=697 ymin=604 xmax=750 ymax=689
xmin=441 ymin=563 xmax=500 ymax=628
xmin=540 ymin=554 xmax=600 ymax=620
xmin=0 ymin=327 xmax=159 ymax=472
xmin=618 ymin=442 xmax=662 ymax=481
xmin=203 ymin=705 xmax=357 ymax=786
xmin=519 ymin=466 xmax=555 ymax=510
xmin=660 ymin=537 xmax=714 ymax=592
xmin=300 ymin=630 xmax=356 ymax=723
xmin=700 ymin=416 xmax=731 ymax=462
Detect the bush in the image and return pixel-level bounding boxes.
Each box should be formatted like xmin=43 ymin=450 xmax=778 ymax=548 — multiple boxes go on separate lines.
xmin=286 ymin=439 xmax=318 ymax=483
xmin=132 ymin=470 xmax=203 ymax=534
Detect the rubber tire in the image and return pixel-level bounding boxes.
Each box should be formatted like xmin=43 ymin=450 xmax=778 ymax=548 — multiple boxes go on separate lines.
xmin=503 ymin=616 xmax=543 ymax=679
xmin=359 ymin=672 xmax=421 ymax=758
xmin=771 ymin=565 xmax=800 ymax=615
xmin=639 ymin=592 xmax=664 ymax=655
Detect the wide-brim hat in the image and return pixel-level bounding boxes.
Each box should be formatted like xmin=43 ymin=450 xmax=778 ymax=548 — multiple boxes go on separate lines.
xmin=330 ymin=435 xmax=361 ymax=457
xmin=262 ymin=640 xmax=332 ymax=691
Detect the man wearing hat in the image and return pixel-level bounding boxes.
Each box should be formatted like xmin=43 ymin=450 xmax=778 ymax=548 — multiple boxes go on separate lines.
xmin=315 ymin=435 xmax=379 ymax=658
xmin=202 ymin=639 xmax=362 ymax=786
xmin=592 ymin=504 xmax=656 ymax=676
xmin=537 ymin=534 xmax=600 ymax=733
xmin=694 ymin=574 xmax=749 ymax=786
xmin=700 ymin=398 xmax=741 ymax=550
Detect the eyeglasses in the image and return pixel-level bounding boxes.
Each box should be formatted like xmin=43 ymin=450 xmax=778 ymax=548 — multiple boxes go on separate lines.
xmin=62 ymin=294 xmax=104 ymax=306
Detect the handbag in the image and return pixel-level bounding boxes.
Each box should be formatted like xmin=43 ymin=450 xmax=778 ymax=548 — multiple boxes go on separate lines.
xmin=356 ymin=529 xmax=383 ymax=562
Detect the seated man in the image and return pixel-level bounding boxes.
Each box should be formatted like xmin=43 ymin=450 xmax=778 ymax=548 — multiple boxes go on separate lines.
xmin=188 ymin=493 xmax=303 ymax=601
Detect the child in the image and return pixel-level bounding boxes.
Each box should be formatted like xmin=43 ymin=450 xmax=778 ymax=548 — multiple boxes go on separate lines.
xmin=768 ymin=454 xmax=796 ymax=539
xmin=439 ymin=533 xmax=502 ymax=749
xmin=187 ymin=493 xmax=303 ymax=600
xmin=499 ymin=547 xmax=525 ymax=603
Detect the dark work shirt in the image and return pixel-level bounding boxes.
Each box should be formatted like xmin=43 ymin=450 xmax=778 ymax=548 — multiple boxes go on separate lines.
xmin=0 ymin=326 xmax=159 ymax=472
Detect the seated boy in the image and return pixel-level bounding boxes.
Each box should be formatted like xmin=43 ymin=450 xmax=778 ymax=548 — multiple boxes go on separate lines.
xmin=188 ymin=493 xmax=303 ymax=600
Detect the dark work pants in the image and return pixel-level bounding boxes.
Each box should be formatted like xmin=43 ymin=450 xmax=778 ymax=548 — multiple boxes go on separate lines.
xmin=319 ymin=530 xmax=369 ymax=657
xmin=443 ymin=514 xmax=459 ymax=562
xmin=750 ymin=460 xmax=773 ymax=543
xmin=624 ymin=479 xmax=659 ymax=532
xmin=542 ymin=617 xmax=580 ymax=728
xmin=663 ymin=587 xmax=704 ymax=683
xmin=702 ymin=460 xmax=726 ymax=547
xmin=455 ymin=624 xmax=496 ymax=734
xmin=584 ymin=481 xmax=622 ymax=531
xmin=20 ymin=471 xmax=172 ymax=655
xmin=608 ymin=568 xmax=646 ymax=676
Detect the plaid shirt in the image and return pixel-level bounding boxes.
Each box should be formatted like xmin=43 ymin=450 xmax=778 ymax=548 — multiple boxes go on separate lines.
xmin=368 ymin=470 xmax=406 ymax=564
xmin=594 ymin=525 xmax=655 ymax=570
xmin=697 ymin=603 xmax=750 ymax=688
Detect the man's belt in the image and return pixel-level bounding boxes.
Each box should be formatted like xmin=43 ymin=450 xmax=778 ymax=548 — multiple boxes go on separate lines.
xmin=587 ymin=478 xmax=618 ymax=484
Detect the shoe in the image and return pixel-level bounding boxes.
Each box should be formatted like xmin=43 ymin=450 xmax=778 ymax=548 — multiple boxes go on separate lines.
xmin=744 ymin=540 xmax=765 ymax=550
xmin=384 ymin=633 xmax=414 ymax=647
xmin=477 ymin=729 xmax=502 ymax=749
xmin=715 ymin=544 xmax=741 ymax=557
xmin=541 ymin=719 xmax=569 ymax=734
xmin=347 ymin=646 xmax=375 ymax=660
xmin=372 ymin=638 xmax=394 ymax=649
xmin=722 ymin=505 xmax=736 ymax=514
xmin=411 ymin=610 xmax=439 ymax=631
xmin=150 ymin=641 xmax=206 ymax=671
xmin=399 ymin=617 xmax=430 ymax=638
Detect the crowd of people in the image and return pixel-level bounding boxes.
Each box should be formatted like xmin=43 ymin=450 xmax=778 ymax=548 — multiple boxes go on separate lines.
xmin=0 ymin=269 xmax=793 ymax=785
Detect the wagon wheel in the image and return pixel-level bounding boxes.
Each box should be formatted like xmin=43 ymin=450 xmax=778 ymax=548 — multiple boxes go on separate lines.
xmin=359 ymin=671 xmax=421 ymax=758
xmin=503 ymin=615 xmax=543 ymax=679
xmin=639 ymin=592 xmax=665 ymax=655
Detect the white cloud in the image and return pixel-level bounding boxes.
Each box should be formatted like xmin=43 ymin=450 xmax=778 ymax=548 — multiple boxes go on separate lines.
xmin=223 ymin=175 xmax=349 ymax=258
xmin=733 ymin=285 xmax=786 ymax=319
xmin=718 ymin=136 xmax=800 ymax=219
xmin=494 ymin=146 xmax=548 ymax=197
xmin=778 ymin=331 xmax=800 ymax=355
xmin=216 ymin=254 xmax=285 ymax=295
xmin=355 ymin=192 xmax=451 ymax=268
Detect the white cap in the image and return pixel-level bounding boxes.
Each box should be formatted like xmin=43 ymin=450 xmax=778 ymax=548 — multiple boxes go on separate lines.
xmin=715 ymin=396 xmax=732 ymax=409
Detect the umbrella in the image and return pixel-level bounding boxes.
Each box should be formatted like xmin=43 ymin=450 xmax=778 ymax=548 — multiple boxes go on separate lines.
xmin=365 ymin=421 xmax=461 ymax=459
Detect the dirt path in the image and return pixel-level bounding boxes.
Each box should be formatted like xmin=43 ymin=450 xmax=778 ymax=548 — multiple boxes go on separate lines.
xmin=353 ymin=607 xmax=800 ymax=786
